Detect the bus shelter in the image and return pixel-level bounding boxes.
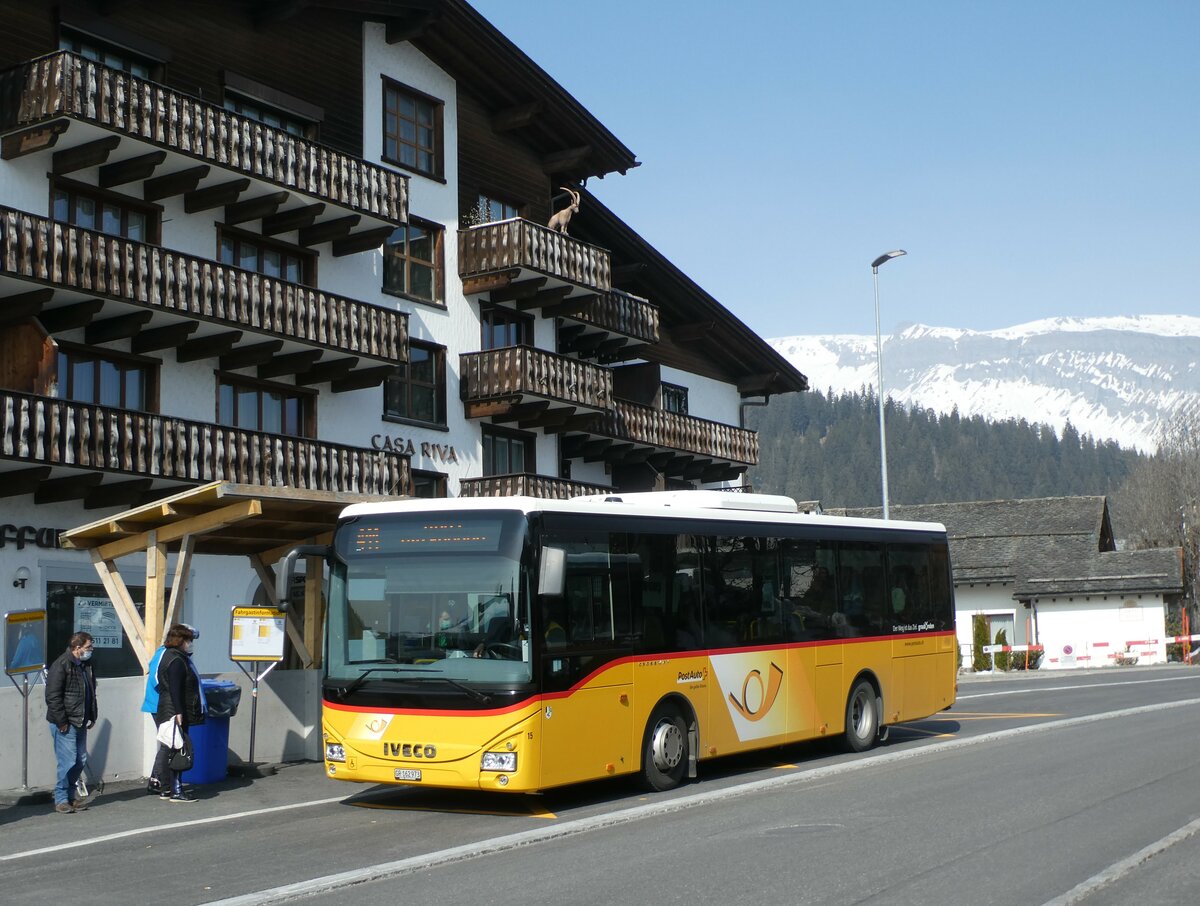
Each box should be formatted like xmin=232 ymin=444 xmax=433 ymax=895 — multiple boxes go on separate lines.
xmin=59 ymin=481 xmax=385 ymax=672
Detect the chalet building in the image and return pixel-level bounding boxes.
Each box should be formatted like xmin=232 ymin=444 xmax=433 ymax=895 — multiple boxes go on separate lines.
xmin=841 ymin=498 xmax=1184 ymax=669
xmin=0 ymin=1 xmax=805 ymax=785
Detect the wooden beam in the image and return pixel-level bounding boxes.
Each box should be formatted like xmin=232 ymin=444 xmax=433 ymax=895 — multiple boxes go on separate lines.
xmin=249 ymin=554 xmax=313 ymax=668
xmin=557 ymin=323 xmax=587 ymax=347
xmin=330 ymin=365 xmax=394 ymax=393
xmin=332 ymin=226 xmax=394 ymax=257
xmin=90 ymin=550 xmax=150 ymax=670
xmin=38 ymin=299 xmax=105 ymax=333
xmin=258 ymin=530 xmax=332 ymax=569
xmin=1 ymin=121 xmax=69 ymax=160
xmin=541 ymin=292 xmax=596 ymax=318
xmin=737 ymin=372 xmax=781 ymax=395
xmin=612 ymin=262 xmax=648 ymax=284
xmin=262 ymin=202 xmax=325 ymax=236
xmin=0 ymin=466 xmax=51 ymax=498
xmin=492 ymin=401 xmax=549 ymax=425
xmin=143 ymin=164 xmax=210 ymax=202
xmin=177 ymin=330 xmax=243 ymax=363
xmin=144 ymin=531 xmax=168 ymax=651
xmin=184 ymin=178 xmax=252 ymax=214
xmin=462 ymin=270 xmax=519 ymax=296
xmin=98 ymin=150 xmax=167 ymax=188
xmin=542 ymin=145 xmax=592 ymax=175
xmin=599 ymin=342 xmax=649 ymax=364
xmin=303 ymin=554 xmax=324 ymax=669
xmin=163 ymin=534 xmax=194 ymax=632
xmin=491 ymin=100 xmax=542 ymax=133
xmin=602 ymin=443 xmax=636 ymax=464
xmin=219 ymin=340 xmax=284 ymax=371
xmin=85 ymin=310 xmax=153 ymax=345
xmin=84 ymin=479 xmax=155 ymax=511
xmin=521 ymin=406 xmax=576 ymax=431
xmin=131 ymin=320 xmax=198 ymax=354
xmin=35 ymin=472 xmax=103 ymax=504
xmin=224 ymin=191 xmax=290 ymax=226
xmin=96 ymin=498 xmax=263 ymax=562
xmin=295 ymin=356 xmax=359 ymax=386
xmin=516 ymin=285 xmax=573 ymax=312
xmin=384 ymin=5 xmax=442 ymax=44
xmin=52 ymin=135 xmax=122 ymax=175
xmin=488 ymin=277 xmax=546 ymax=303
xmin=594 ymin=337 xmax=630 ymax=359
xmin=257 ymin=349 xmax=323 ymax=379
xmin=298 ymin=214 xmax=359 ymax=247
xmin=582 ymin=439 xmax=614 ymax=462
xmin=0 ymin=288 xmax=54 ymax=327
xmin=463 ymin=398 xmax=518 ymax=419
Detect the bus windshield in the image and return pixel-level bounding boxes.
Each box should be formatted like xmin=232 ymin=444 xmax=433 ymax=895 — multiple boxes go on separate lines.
xmin=326 ymin=510 xmax=532 ymax=686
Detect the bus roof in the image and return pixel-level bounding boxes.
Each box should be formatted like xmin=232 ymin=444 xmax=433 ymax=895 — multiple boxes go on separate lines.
xmin=338 ymin=491 xmax=947 ymax=535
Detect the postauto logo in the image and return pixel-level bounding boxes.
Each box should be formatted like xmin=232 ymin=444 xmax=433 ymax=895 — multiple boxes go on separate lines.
xmin=710 ymin=654 xmax=787 ymax=742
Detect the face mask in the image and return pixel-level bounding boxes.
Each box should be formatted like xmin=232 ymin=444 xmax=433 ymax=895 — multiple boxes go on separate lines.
xmin=79 ymin=650 xmax=93 ymax=661
xmin=183 ymin=642 xmax=194 ymax=654
xmin=439 ymin=619 xmax=452 ymax=630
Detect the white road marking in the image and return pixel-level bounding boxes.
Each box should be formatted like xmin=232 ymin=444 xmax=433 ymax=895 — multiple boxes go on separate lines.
xmin=957 ymin=674 xmax=1200 ymax=700
xmin=0 ymin=796 xmax=348 ymax=862
xmin=205 ymin=696 xmax=1200 ymax=906
xmin=1039 ymin=815 xmax=1200 ymax=906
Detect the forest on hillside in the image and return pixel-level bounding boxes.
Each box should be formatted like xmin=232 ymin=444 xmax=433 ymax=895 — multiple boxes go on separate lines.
xmin=745 ymin=389 xmax=1145 ymax=509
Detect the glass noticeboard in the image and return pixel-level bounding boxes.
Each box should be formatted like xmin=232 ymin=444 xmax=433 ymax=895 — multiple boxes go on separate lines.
xmin=229 ymin=606 xmax=286 ymax=662
xmin=5 ymin=610 xmax=47 ymax=675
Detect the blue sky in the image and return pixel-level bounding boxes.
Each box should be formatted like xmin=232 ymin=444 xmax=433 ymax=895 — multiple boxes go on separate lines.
xmin=470 ymin=1 xmax=1199 ymax=339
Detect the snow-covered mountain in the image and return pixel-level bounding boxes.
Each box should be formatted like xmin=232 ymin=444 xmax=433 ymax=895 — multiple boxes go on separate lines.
xmin=769 ymin=315 xmax=1200 ymax=454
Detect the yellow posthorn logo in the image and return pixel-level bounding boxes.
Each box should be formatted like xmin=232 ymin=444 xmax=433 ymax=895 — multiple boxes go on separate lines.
xmin=727 ymin=662 xmax=784 ymax=722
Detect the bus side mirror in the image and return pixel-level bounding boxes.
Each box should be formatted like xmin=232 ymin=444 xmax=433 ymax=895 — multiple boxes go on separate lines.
xmin=276 ymin=544 xmax=331 ymax=610
xmin=539 ymin=546 xmax=566 ymax=598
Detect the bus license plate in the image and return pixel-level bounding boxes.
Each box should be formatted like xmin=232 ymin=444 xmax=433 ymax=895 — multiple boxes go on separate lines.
xmin=394 ymin=768 xmax=422 ymax=781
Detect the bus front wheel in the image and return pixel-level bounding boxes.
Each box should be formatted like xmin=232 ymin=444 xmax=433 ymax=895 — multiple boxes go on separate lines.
xmin=641 ymin=704 xmax=688 ymax=792
xmin=843 ymin=679 xmax=879 ymax=753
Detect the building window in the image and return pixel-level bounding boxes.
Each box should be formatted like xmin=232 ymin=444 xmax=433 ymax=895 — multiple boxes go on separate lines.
xmin=481 ymin=306 xmax=532 ymax=350
xmin=224 ymin=93 xmax=314 ymax=137
xmin=52 ymin=182 xmax=157 ymax=242
xmin=478 ymin=194 xmax=521 ymax=223
xmin=662 ymin=383 xmax=689 ymax=415
xmin=47 ymin=580 xmax=152 ymax=679
xmin=411 ymin=470 xmax=448 ymax=498
xmin=218 ymin=229 xmax=314 ymax=285
xmin=217 ymin=375 xmax=314 ymax=437
xmin=383 ymin=219 xmax=443 ymax=305
xmin=383 ymin=79 xmax=443 ymax=179
xmin=59 ymin=27 xmax=158 ymax=79
xmin=56 ymin=345 xmax=155 ymax=411
xmin=482 ymin=425 xmax=535 ymax=476
xmin=383 ymin=341 xmax=446 ymax=427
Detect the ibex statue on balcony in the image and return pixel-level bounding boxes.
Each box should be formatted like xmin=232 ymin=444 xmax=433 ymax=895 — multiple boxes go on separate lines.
xmin=548 ymin=186 xmax=581 ymax=234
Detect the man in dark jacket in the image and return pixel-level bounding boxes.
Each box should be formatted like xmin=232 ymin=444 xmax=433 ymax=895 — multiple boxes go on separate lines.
xmin=45 ymin=631 xmax=98 ymax=814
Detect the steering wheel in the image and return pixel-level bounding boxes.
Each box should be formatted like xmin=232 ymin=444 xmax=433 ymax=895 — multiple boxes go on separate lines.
xmin=481 ymin=642 xmax=521 ymax=660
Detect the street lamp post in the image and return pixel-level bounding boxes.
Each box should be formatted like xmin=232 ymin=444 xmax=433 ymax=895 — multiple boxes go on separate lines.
xmin=871 ymin=249 xmax=906 ymax=519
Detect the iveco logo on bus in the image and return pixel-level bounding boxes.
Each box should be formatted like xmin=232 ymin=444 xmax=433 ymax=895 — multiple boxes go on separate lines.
xmin=383 ymin=742 xmax=437 ymax=759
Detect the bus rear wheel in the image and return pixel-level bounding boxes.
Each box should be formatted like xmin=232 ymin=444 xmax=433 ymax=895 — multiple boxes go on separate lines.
xmin=843 ymin=679 xmax=879 ymax=753
xmin=641 ymin=704 xmax=688 ymax=792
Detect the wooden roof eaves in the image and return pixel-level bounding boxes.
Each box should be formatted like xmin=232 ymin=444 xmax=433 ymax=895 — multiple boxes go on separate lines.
xmin=575 ymin=189 xmax=809 ymax=396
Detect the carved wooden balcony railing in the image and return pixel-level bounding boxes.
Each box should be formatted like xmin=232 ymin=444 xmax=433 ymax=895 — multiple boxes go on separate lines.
xmin=0 ymin=389 xmax=409 ymax=495
xmin=458 ymin=219 xmax=610 ymax=294
xmin=458 ymin=473 xmax=611 ymax=500
xmin=460 ymin=346 xmax=613 ymax=415
xmin=592 ymin=399 xmax=759 ymax=465
xmin=570 ymin=289 xmax=659 ymax=344
xmin=0 ymin=205 xmax=407 ymax=363
xmin=0 ymin=51 xmax=406 ymax=224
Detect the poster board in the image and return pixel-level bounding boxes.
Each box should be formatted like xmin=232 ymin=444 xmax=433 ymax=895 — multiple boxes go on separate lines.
xmin=229 ymin=606 xmax=286 ymax=662
xmin=5 ymin=609 xmax=47 ymax=675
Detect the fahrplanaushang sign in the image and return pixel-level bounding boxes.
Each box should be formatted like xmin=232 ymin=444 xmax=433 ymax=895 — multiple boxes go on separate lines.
xmin=371 ymin=434 xmax=460 ymax=465
xmin=0 ymin=525 xmax=62 ymax=550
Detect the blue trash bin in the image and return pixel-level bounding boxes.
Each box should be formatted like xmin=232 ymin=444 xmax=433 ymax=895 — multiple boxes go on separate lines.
xmin=183 ymin=680 xmax=241 ymax=784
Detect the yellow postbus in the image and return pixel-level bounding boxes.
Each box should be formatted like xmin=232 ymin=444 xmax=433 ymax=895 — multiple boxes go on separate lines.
xmin=282 ymin=491 xmax=956 ymax=793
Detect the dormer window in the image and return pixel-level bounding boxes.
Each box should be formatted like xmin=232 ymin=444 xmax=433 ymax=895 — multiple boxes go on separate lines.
xmin=222 ymin=73 xmax=323 ymax=139
xmin=58 ymin=25 xmax=160 ymax=79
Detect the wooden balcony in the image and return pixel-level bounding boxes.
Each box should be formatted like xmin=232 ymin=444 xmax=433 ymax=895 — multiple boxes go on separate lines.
xmin=562 ymin=399 xmax=758 ymax=484
xmin=0 ymin=205 xmax=407 ymax=371
xmin=557 ymin=288 xmax=660 ymax=362
xmin=0 ymin=51 xmax=406 ymax=227
xmin=458 ymin=473 xmax=611 ymax=500
xmin=460 ymin=346 xmax=613 ymax=425
xmin=458 ymin=219 xmax=610 ymax=295
xmin=0 ymin=389 xmax=409 ymax=500
xmin=570 ymin=289 xmax=659 ymax=344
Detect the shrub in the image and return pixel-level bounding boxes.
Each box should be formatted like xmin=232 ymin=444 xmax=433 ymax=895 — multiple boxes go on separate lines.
xmin=994 ymin=629 xmax=1010 ymax=671
xmin=972 ymin=615 xmax=990 ymax=671
xmin=1007 ymin=648 xmax=1043 ymax=670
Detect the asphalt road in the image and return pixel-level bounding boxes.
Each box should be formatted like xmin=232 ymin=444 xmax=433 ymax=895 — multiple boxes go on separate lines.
xmin=3 ymin=665 xmax=1199 ymax=905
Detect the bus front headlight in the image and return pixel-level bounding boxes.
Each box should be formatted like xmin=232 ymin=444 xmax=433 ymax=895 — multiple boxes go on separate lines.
xmin=325 ymin=743 xmax=346 ymax=763
xmin=481 ymin=751 xmax=517 ymax=772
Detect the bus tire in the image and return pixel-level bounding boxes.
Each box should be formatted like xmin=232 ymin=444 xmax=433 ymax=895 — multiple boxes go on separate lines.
xmin=641 ymin=703 xmax=689 ymax=792
xmin=843 ymin=678 xmax=879 ymax=753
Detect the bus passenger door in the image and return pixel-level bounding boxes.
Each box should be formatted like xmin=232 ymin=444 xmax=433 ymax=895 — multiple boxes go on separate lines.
xmin=539 ymin=654 xmax=633 ymax=788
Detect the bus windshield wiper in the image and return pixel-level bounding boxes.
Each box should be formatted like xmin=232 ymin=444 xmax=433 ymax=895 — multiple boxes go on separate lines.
xmin=404 ymin=676 xmax=493 ymax=705
xmin=337 ymin=666 xmax=406 ymax=698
